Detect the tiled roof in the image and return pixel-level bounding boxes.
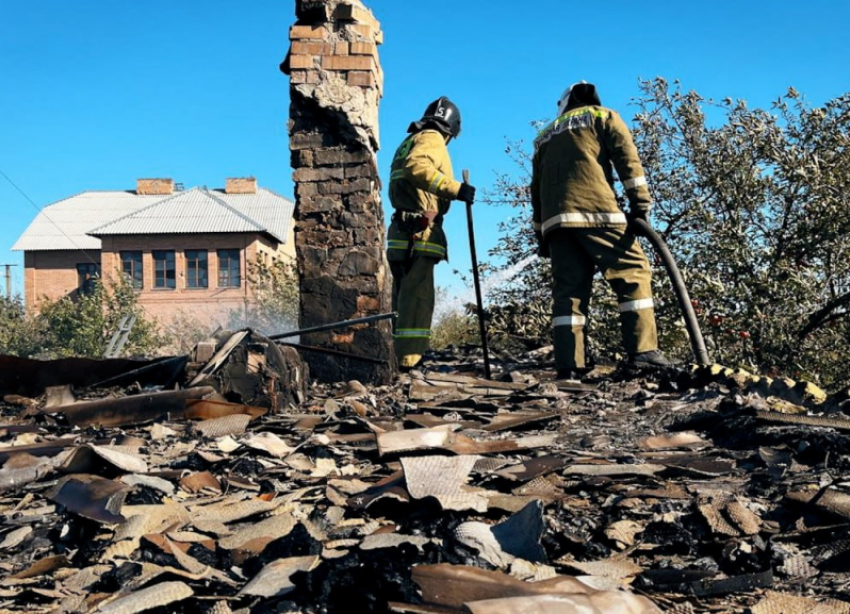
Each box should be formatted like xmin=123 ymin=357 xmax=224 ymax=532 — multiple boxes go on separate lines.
xmin=12 ymin=186 xmax=293 ymax=251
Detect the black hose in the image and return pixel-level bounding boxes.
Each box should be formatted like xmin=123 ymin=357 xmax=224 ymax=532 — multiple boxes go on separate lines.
xmin=631 ymin=218 xmax=711 ymax=366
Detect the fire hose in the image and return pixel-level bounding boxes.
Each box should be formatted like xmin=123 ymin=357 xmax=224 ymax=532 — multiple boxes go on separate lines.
xmin=630 ymin=218 xmax=711 ymax=366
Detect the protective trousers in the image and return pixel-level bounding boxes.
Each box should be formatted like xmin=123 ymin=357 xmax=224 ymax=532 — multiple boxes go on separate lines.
xmin=390 ymin=254 xmax=437 ymax=367
xmin=548 ymin=227 xmax=658 ymax=369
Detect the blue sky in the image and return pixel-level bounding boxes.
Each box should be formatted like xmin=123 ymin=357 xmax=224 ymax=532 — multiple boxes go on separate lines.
xmin=2 ymin=0 xmax=849 ymax=301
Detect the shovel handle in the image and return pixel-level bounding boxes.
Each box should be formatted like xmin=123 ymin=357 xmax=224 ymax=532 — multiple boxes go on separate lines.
xmin=461 ymin=168 xmax=491 ymax=379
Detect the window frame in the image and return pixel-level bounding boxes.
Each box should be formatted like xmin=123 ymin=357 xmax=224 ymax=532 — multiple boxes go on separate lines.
xmin=76 ymin=262 xmax=100 ymax=295
xmin=152 ymin=250 xmax=176 ymax=289
xmin=185 ymin=249 xmax=209 ymax=289
xmin=119 ymin=250 xmax=143 ymax=289
xmin=217 ymin=248 xmax=242 ymax=288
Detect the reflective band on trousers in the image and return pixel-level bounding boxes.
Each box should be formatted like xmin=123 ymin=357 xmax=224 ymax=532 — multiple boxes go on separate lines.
xmin=387 ymin=239 xmax=408 ymax=251
xmin=623 ymin=176 xmax=647 ymax=189
xmin=412 ymin=241 xmax=447 ymax=258
xmin=553 ymin=315 xmax=586 ymax=327
xmin=395 ymin=328 xmax=430 ymax=339
xmin=541 ymin=211 xmax=628 ymax=233
xmin=618 ymin=298 xmax=654 ymax=313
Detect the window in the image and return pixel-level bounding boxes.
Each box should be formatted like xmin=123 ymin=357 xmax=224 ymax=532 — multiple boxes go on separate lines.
xmin=185 ymin=249 xmax=208 ymax=288
xmin=217 ymin=249 xmax=241 ymax=288
xmin=120 ymin=251 xmax=143 ymax=289
xmin=153 ymin=250 xmax=176 ymax=289
xmin=76 ymin=263 xmax=100 ymax=295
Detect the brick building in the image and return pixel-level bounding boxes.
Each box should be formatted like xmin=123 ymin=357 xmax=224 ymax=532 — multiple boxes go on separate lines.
xmin=12 ymin=178 xmax=295 ymax=326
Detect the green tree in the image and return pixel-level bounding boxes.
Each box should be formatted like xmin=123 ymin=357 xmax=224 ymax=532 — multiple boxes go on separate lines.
xmin=38 ymin=276 xmax=164 ymax=358
xmin=228 ymin=258 xmax=300 ymax=336
xmin=486 ymin=79 xmax=850 ymax=388
xmin=0 ymin=296 xmax=45 ymax=356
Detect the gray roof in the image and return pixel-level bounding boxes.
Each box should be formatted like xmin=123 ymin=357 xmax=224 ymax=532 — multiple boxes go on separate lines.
xmin=12 ymin=186 xmax=294 ymax=252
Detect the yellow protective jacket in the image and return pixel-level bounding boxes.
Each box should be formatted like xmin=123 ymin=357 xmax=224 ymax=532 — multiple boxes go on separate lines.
xmin=387 ymin=129 xmax=462 ymax=262
xmin=531 ymin=105 xmax=652 ymax=238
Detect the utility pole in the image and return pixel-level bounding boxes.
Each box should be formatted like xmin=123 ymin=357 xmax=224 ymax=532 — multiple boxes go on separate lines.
xmin=1 ymin=264 xmax=17 ymax=300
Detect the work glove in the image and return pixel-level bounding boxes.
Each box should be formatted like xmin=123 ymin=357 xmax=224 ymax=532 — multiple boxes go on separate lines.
xmin=457 ymin=183 xmax=476 ymax=205
xmin=626 ymin=206 xmax=650 ymax=236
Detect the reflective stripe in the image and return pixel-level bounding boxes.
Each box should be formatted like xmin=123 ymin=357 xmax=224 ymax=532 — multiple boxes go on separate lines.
xmin=623 ymin=176 xmax=647 ymax=189
xmin=533 ymin=221 xmax=542 ymax=231
xmin=395 ymin=329 xmax=430 ymax=339
xmin=534 ymin=107 xmax=610 ymax=150
xmin=390 ymin=170 xmax=406 ymax=181
xmin=412 ymin=241 xmax=447 ymax=258
xmin=428 ymin=171 xmax=446 ymax=193
xmin=618 ymin=298 xmax=654 ymax=313
xmin=541 ymin=211 xmax=627 ymax=233
xmin=553 ymin=315 xmax=586 ymax=327
xmin=387 ymin=239 xmax=408 ymax=251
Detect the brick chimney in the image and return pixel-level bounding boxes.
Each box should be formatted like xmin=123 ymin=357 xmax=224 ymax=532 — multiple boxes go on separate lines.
xmin=283 ymin=0 xmax=394 ymax=384
xmin=225 ymin=177 xmax=258 ymax=194
xmin=136 ymin=178 xmax=174 ymax=195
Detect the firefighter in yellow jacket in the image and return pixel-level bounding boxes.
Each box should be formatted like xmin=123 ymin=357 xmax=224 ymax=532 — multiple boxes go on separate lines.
xmin=531 ymin=81 xmax=671 ymax=378
xmin=387 ymin=97 xmax=476 ymax=370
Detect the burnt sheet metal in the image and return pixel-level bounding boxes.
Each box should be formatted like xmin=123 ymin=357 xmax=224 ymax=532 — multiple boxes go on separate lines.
xmin=411 ymin=564 xmax=593 ymax=610
xmin=192 ymin=414 xmax=252 ymax=439
xmin=463 ymin=593 xmax=664 ymax=614
xmin=755 ymin=410 xmax=850 ymax=432
xmin=493 ymin=455 xmax=568 ymax=482
xmin=0 ymin=437 xmax=80 ymax=463
xmin=182 ymin=398 xmax=267 ymax=421
xmin=490 ymin=500 xmax=546 ymax=562
xmin=0 ymin=458 xmax=54 ymax=493
xmin=0 ymin=355 xmax=164 ymax=397
xmin=378 ymin=426 xmax=557 ymax=457
xmin=238 ymin=555 xmax=320 ymax=598
xmin=786 ymin=489 xmax=850 ymax=520
xmin=95 ymin=580 xmax=194 ymax=614
xmin=46 ymin=474 xmax=129 ymax=524
xmin=401 ymin=455 xmax=487 ymax=512
xmin=55 ymin=386 xmax=217 ymax=428
xmin=751 ymin=590 xmax=850 ymax=614
xmin=60 ymin=444 xmax=148 ymax=475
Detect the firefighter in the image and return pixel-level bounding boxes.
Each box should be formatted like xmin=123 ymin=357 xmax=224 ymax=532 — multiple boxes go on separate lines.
xmin=531 ymin=81 xmax=671 ymax=379
xmin=387 ymin=96 xmax=476 ymax=371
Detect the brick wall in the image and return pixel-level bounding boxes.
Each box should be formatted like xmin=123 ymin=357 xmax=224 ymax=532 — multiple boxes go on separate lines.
xmin=24 ymin=250 xmax=102 ymax=308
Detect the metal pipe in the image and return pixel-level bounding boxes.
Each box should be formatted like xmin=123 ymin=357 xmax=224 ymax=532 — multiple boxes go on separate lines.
xmin=278 ymin=341 xmax=388 ymax=364
xmin=631 ymin=218 xmax=711 ymax=366
xmin=269 ymin=312 xmax=396 ymax=340
xmin=462 ymin=169 xmax=492 ymax=380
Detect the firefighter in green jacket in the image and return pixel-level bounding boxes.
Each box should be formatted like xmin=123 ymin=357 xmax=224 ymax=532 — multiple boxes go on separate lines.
xmin=531 ymin=81 xmax=671 ymax=378
xmin=387 ymin=97 xmax=476 ymax=370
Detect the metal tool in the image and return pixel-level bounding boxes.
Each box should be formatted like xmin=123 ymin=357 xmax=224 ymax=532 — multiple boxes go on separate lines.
xmin=462 ymin=169 xmax=492 ymax=379
xmin=269 ymin=312 xmax=396 ymax=340
xmin=630 ymin=218 xmax=710 ymax=366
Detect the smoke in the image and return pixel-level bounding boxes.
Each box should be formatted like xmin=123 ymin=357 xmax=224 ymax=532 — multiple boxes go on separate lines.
xmin=435 ymin=254 xmax=539 ymax=322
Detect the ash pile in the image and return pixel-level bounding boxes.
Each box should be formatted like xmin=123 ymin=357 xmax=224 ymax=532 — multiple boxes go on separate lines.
xmin=1 ymin=335 xmax=850 ymax=614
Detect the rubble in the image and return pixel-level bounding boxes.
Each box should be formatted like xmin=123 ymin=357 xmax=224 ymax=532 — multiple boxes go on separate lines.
xmin=0 ymin=333 xmax=850 ymax=613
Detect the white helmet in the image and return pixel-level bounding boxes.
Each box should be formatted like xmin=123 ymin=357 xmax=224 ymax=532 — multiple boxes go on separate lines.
xmin=557 ymin=81 xmax=600 ymax=116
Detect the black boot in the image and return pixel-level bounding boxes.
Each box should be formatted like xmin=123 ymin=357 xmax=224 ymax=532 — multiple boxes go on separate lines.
xmin=627 ymin=350 xmax=672 ymax=368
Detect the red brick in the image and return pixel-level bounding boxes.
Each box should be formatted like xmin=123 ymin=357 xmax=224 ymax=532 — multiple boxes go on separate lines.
xmin=321 ymin=55 xmax=374 ymax=71
xmin=289 ymin=25 xmax=327 ymax=40
xmin=334 ymin=4 xmax=379 ymax=28
xmin=291 ymin=41 xmax=332 ymax=55
xmin=349 ymin=41 xmax=377 ymax=57
xmin=345 ymin=24 xmax=383 ymax=44
xmin=290 ymin=70 xmax=321 ymax=84
xmin=334 ymin=42 xmax=350 ymax=56
xmin=289 ymin=54 xmax=317 ymax=70
xmin=347 ymin=71 xmax=376 ymax=88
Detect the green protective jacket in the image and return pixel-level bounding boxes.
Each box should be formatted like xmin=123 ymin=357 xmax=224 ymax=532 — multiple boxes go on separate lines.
xmin=387 ymin=129 xmax=462 ymax=262
xmin=531 ymin=105 xmax=652 ymax=238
